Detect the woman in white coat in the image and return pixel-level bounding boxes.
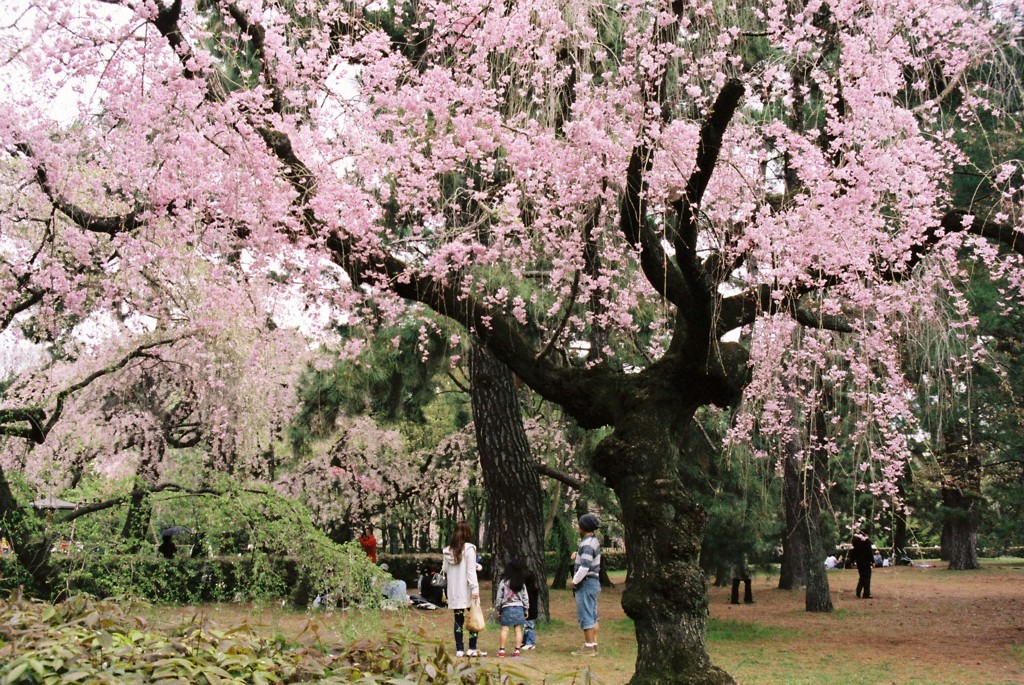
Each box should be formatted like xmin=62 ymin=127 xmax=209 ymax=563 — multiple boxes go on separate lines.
xmin=442 ymin=521 xmax=487 ymax=657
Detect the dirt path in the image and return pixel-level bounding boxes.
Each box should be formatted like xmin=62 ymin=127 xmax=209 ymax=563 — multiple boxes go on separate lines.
xmin=163 ymin=560 xmax=1024 ymax=684
xmin=707 ymin=561 xmax=1024 ymax=684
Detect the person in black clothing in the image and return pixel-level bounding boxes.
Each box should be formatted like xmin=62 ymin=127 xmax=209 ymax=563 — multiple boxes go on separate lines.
xmin=851 ymin=532 xmax=873 ymax=598
xmin=417 ymin=564 xmax=446 ymax=607
xmin=158 ymin=534 xmax=176 ymax=559
xmin=730 ymin=555 xmax=754 ymax=605
xmin=522 ymin=566 xmax=539 ymax=649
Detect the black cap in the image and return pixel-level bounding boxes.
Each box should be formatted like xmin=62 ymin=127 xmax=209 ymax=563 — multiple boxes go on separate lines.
xmin=578 ymin=513 xmax=601 ymax=532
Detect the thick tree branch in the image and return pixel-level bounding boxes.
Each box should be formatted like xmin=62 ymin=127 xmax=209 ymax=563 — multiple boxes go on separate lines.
xmin=187 ymin=9 xmax=624 ymax=426
xmin=533 ymin=462 xmax=587 ymax=491
xmin=224 ymin=3 xmax=288 ymax=116
xmin=670 ymin=80 xmax=746 ymax=298
xmin=0 ymin=408 xmax=46 ymax=443
xmin=618 ymin=147 xmax=692 ymax=307
xmin=14 ymin=143 xmax=143 ymax=235
xmin=947 ymin=211 xmax=1024 ymax=257
xmin=0 ymin=338 xmax=179 ymax=445
xmin=0 ymin=288 xmax=42 ymax=333
xmin=331 ymin=232 xmax=624 ymax=427
xmin=718 ymin=284 xmax=855 ymax=335
xmin=679 ymin=80 xmax=747 ymax=230
xmin=57 ymin=481 xmax=273 ymax=524
xmin=42 ymin=338 xmax=178 ymax=437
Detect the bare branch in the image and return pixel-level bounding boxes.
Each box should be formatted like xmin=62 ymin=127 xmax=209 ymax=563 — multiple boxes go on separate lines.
xmin=533 ymin=462 xmax=587 ymax=491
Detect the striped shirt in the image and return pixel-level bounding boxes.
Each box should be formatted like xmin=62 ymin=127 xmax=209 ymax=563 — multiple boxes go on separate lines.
xmin=574 ymin=534 xmax=601 ymax=579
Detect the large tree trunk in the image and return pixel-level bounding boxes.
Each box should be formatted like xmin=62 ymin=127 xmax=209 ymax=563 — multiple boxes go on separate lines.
xmin=550 ymin=515 xmax=573 ymax=590
xmin=892 ymin=466 xmax=911 ymax=559
xmin=594 ymin=406 xmax=733 ymax=685
xmin=802 ymin=403 xmax=835 ymax=610
xmin=120 ymin=484 xmax=154 ymax=551
xmin=940 ymin=432 xmax=981 ymax=571
xmin=0 ymin=465 xmax=55 ymax=596
xmin=803 ymin=404 xmax=832 ymax=613
xmin=469 ymin=343 xmax=550 ymax=621
xmin=942 ymin=482 xmax=980 ymax=570
xmin=803 ymin=511 xmax=832 ymax=612
xmin=778 ymin=447 xmax=808 ymax=590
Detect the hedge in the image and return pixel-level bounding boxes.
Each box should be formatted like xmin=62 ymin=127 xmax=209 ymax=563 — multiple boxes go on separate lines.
xmin=0 ymin=554 xmax=343 ymax=607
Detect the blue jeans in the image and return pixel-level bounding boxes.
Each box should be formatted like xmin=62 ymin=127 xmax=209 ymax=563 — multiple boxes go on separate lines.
xmin=574 ymin=576 xmax=600 ymax=630
xmin=522 ymin=619 xmax=536 ymax=647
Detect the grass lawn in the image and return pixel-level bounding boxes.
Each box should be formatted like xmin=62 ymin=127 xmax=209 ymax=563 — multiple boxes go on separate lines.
xmin=144 ymin=559 xmax=1024 ymax=684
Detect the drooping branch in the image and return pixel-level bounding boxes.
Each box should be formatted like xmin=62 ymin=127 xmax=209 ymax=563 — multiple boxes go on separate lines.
xmin=0 ymin=338 xmax=180 ymax=444
xmin=57 ymin=481 xmax=276 ymax=524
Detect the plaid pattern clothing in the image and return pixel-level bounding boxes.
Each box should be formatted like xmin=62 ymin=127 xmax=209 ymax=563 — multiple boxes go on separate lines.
xmin=573 ymin=535 xmax=601 ymax=580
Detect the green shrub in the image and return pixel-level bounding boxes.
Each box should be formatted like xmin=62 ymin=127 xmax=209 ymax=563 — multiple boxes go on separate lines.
xmin=0 ymin=592 xmax=547 ymax=684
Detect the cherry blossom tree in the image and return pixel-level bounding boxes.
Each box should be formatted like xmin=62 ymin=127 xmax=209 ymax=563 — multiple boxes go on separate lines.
xmin=4 ymin=1 xmax=1024 ymax=682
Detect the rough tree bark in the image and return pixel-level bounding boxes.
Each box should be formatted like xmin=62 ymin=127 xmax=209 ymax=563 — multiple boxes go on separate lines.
xmin=941 ymin=440 xmax=982 ymax=571
xmin=469 ymin=342 xmax=550 ymax=621
xmin=803 ymin=404 xmax=833 ymax=613
xmin=778 ymin=448 xmax=808 ymax=591
xmin=589 ymin=370 xmax=738 ymax=685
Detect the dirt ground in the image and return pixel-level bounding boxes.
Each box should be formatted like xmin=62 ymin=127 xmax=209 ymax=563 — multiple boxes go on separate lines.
xmin=709 ymin=560 xmax=1024 ymax=685
xmin=165 ymin=560 xmax=1024 ymax=685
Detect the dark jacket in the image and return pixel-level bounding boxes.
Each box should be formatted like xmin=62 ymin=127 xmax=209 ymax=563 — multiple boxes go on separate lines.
xmin=850 ymin=535 xmax=873 ymax=567
xmin=525 ymin=571 xmax=539 ymax=621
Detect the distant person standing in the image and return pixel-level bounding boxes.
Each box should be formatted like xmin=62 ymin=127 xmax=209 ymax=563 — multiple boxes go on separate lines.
xmin=158 ymin=534 xmax=176 ymax=559
xmin=730 ymin=555 xmax=754 ymax=605
xmin=851 ymin=531 xmax=874 ymax=599
xmin=442 ymin=521 xmax=486 ymax=657
xmin=571 ymin=513 xmax=602 ymax=657
xmin=358 ymin=527 xmax=378 ymax=564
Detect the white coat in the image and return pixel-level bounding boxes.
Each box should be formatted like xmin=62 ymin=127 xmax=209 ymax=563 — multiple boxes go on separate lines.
xmin=442 ymin=542 xmax=479 ymax=610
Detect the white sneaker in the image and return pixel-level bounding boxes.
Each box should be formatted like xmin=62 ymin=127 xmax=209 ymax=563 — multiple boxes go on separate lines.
xmin=455 ymin=651 xmax=464 ymax=657
xmin=521 ymin=644 xmax=536 ymax=650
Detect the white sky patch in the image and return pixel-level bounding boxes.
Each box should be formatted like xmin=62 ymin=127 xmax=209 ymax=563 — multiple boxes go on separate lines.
xmin=0 ymin=327 xmax=47 ymax=381
xmin=1 ymin=0 xmax=135 ymax=125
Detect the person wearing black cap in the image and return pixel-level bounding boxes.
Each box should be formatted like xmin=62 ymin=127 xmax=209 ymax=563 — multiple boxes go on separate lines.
xmin=571 ymin=513 xmax=602 ymax=656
